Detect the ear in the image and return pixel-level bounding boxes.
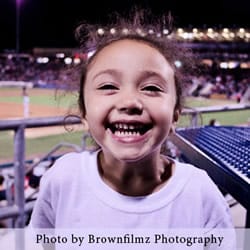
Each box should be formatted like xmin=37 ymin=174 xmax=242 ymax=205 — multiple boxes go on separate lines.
xmin=173 ymin=109 xmax=180 ymax=123
xmin=169 ymin=109 xmax=180 ymax=135
xmin=173 ymin=109 xmax=181 ymax=123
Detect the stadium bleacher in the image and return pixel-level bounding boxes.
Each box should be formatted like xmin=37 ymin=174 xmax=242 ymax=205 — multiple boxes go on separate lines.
xmin=170 ymin=125 xmax=250 ymax=227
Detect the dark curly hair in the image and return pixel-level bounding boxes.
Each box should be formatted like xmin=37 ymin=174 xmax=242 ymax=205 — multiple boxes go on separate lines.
xmin=0 ymin=175 xmax=4 ymax=185
xmin=74 ymin=8 xmax=197 ymax=119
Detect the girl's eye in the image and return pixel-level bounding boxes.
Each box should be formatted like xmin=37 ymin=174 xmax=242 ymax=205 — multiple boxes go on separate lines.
xmin=142 ymin=85 xmax=163 ymax=92
xmin=98 ymin=84 xmax=118 ymax=90
xmin=97 ymin=83 xmax=119 ymax=95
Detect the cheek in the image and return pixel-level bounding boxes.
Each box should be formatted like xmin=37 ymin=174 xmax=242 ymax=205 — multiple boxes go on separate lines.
xmin=84 ymin=99 xmax=108 ymax=131
xmin=158 ymin=115 xmax=173 ymax=132
xmin=153 ymin=101 xmax=175 ymax=129
xmin=85 ymin=113 xmax=105 ymax=145
xmin=84 ymin=94 xmax=100 ymax=117
xmin=154 ymin=96 xmax=175 ymax=114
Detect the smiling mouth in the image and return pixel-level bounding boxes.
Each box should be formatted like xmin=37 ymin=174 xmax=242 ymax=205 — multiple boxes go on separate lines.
xmin=106 ymin=122 xmax=153 ymax=137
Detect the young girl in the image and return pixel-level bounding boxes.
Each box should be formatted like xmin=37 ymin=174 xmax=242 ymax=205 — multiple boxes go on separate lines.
xmin=30 ymin=9 xmax=233 ymax=231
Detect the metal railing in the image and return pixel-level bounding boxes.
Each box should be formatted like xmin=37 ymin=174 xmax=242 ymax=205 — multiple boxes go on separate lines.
xmin=0 ymin=116 xmax=82 ymax=227
xmin=0 ymin=103 xmax=249 ymax=228
xmin=181 ymin=103 xmax=250 ymax=127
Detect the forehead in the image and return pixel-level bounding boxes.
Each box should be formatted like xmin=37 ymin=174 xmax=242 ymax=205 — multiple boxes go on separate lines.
xmin=87 ymin=39 xmax=174 ymax=77
xmin=97 ymin=39 xmax=160 ymax=54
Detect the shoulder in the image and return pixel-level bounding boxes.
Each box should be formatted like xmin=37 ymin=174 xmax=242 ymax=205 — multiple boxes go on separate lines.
xmin=173 ymin=160 xmax=228 ymax=209
xmin=174 ymin=160 xmax=222 ymax=195
xmin=174 ymin=160 xmax=210 ymax=183
xmin=49 ymin=150 xmax=97 ymax=171
xmin=40 ymin=151 xmax=97 ymax=188
xmin=47 ymin=152 xmax=82 ymax=176
xmin=175 ymin=161 xmax=233 ymax=227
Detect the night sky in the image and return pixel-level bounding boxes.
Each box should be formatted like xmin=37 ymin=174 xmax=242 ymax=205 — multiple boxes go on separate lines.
xmin=0 ymin=0 xmax=249 ymax=52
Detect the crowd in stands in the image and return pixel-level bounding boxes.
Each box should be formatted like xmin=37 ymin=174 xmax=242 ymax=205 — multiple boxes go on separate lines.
xmin=0 ymin=54 xmax=249 ymax=102
xmin=0 ymin=55 xmax=75 ymax=88
xmin=188 ymin=73 xmax=249 ymax=102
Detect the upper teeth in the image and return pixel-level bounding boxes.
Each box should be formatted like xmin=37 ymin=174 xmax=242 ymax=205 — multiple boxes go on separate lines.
xmin=114 ymin=123 xmax=140 ymax=130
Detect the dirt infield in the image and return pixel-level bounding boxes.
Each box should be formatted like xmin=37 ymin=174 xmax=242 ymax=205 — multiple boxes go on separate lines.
xmin=0 ymin=87 xmax=79 ymax=137
xmin=0 ymin=102 xmax=68 ymax=119
xmin=0 ymin=88 xmax=72 ymax=119
xmin=0 ymin=87 xmax=75 ymax=119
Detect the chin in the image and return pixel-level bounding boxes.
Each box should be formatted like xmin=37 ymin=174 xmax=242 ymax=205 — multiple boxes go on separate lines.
xmin=112 ymin=149 xmax=149 ymax=163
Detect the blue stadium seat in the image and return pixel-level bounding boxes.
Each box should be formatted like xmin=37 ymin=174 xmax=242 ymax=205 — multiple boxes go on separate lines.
xmin=177 ymin=126 xmax=250 ymax=179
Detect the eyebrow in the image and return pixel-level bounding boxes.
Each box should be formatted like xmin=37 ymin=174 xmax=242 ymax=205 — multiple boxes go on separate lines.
xmin=92 ymin=69 xmax=122 ymax=81
xmin=91 ymin=69 xmax=170 ymax=86
xmin=137 ymin=70 xmax=168 ymax=84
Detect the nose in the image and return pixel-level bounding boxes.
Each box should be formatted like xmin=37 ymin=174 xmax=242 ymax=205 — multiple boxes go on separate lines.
xmin=117 ymin=93 xmax=143 ymax=115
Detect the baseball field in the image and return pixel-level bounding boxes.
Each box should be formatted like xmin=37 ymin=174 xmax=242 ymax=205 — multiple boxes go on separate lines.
xmin=0 ymin=87 xmax=249 ymax=164
xmin=0 ymin=87 xmax=83 ymax=163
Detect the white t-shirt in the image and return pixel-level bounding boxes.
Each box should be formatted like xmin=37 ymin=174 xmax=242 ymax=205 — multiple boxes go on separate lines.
xmin=30 ymin=150 xmax=233 ymax=229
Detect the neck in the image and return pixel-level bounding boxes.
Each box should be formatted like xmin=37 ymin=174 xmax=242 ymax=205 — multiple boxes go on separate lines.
xmin=97 ymin=150 xmax=173 ymax=196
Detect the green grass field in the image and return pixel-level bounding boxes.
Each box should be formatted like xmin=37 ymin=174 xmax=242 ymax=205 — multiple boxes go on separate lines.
xmin=178 ymin=108 xmax=249 ymax=127
xmin=0 ymin=87 xmax=249 ymax=163
xmin=179 ymin=97 xmax=249 ymax=127
xmin=0 ymin=87 xmax=77 ymax=108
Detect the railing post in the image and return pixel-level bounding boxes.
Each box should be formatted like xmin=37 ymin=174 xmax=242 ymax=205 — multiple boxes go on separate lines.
xmin=191 ymin=112 xmax=198 ymax=127
xmin=13 ymin=124 xmax=26 ymax=228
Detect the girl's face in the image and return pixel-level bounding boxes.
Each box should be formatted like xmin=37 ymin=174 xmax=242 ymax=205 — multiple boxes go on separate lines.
xmin=83 ymin=39 xmax=179 ymax=163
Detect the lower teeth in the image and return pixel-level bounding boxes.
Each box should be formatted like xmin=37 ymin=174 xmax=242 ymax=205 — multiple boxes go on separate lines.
xmin=114 ymin=131 xmax=140 ymax=136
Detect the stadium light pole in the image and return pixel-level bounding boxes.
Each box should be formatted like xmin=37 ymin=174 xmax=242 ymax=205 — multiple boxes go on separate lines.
xmin=16 ymin=0 xmax=22 ymax=54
